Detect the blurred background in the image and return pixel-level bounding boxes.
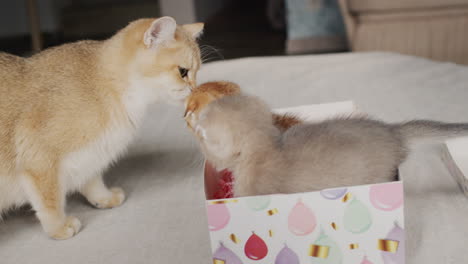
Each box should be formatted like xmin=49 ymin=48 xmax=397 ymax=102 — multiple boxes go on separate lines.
xmin=1 ymin=0 xmax=467 ymax=64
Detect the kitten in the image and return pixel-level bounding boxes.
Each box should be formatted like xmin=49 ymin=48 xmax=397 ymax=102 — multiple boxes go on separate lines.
xmin=0 ymin=17 xmax=203 ymax=239
xmin=189 ymin=94 xmax=468 ymax=197
xmin=184 ymin=81 xmax=301 ymax=132
xmin=185 ymin=81 xmax=302 ymax=199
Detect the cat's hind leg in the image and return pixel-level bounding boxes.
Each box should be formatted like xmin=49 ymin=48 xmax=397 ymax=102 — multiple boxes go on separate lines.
xmin=21 ymin=167 xmax=81 ymax=240
xmin=80 ymin=175 xmax=125 ymax=209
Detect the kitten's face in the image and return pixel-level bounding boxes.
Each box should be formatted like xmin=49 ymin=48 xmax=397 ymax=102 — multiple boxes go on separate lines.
xmin=129 ymin=17 xmax=204 ymax=104
xmin=184 ymin=81 xmax=241 ymax=131
xmin=194 ymin=115 xmax=241 ymax=170
xmin=186 ymin=93 xmax=277 ymax=170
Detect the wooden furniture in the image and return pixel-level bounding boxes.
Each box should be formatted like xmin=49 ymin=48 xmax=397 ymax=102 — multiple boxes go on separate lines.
xmin=339 ymin=0 xmax=468 ymax=64
xmin=26 ymin=0 xmax=43 ymax=52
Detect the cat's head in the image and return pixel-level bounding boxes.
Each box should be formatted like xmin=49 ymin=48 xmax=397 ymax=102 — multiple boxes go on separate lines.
xmin=190 ymin=94 xmax=279 ymax=169
xmin=184 ymin=81 xmax=241 ymax=131
xmin=121 ymin=17 xmax=204 ymax=104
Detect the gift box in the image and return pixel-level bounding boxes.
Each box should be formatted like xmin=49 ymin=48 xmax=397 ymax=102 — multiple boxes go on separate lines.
xmin=442 ymin=136 xmax=468 ymax=197
xmin=204 ymin=102 xmax=405 ymax=264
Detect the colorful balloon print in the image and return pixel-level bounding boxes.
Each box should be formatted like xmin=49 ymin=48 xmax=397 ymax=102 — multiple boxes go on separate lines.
xmin=311 ymin=232 xmax=343 ymax=264
xmin=207 ymin=203 xmax=230 ymax=231
xmin=246 ymin=196 xmax=271 ymax=211
xmin=361 ymin=256 xmax=374 ymax=264
xmin=320 ymin=188 xmax=348 ymax=200
xmin=288 ymin=199 xmax=317 ymax=236
xmin=244 ymin=232 xmax=268 ymax=260
xmin=381 ymin=223 xmax=405 ymax=264
xmin=213 ymin=243 xmax=242 ymax=264
xmin=369 ymin=183 xmax=404 ymax=211
xmin=343 ymin=198 xmax=372 ymax=234
xmin=275 ymin=245 xmax=300 ymax=264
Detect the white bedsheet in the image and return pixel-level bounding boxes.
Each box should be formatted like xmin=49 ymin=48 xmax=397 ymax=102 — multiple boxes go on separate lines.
xmin=1 ymin=52 xmax=467 ymax=264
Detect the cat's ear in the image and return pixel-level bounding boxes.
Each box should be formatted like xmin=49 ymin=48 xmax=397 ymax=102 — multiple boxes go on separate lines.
xmin=143 ymin=16 xmax=177 ymax=48
xmin=182 ymin=23 xmax=204 ymax=39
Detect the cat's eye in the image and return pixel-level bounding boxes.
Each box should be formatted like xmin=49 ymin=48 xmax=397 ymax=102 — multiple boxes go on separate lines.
xmin=179 ymin=67 xmax=189 ymax=78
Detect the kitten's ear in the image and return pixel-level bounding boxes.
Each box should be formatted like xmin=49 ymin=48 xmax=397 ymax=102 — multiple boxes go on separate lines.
xmin=182 ymin=23 xmax=204 ymax=39
xmin=143 ymin=16 xmax=177 ymax=48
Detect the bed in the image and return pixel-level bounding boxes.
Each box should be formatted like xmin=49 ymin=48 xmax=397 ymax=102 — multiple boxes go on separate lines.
xmin=1 ymin=52 xmax=467 ymax=263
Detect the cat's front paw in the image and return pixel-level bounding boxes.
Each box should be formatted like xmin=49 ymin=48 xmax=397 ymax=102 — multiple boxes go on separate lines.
xmin=92 ymin=187 xmax=125 ymax=209
xmin=49 ymin=216 xmax=82 ymax=240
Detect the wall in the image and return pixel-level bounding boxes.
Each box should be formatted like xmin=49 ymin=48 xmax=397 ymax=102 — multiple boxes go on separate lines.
xmin=159 ymin=0 xmax=232 ymax=24
xmin=195 ymin=0 xmax=233 ymax=22
xmin=0 ymin=0 xmax=60 ymax=37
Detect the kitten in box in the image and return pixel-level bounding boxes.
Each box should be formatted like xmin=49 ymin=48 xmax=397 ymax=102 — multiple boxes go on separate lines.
xmin=185 ymin=83 xmax=468 ymax=197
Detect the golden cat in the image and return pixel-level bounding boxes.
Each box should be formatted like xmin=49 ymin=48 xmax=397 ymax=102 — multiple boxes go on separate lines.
xmin=0 ymin=17 xmax=203 ymax=239
xmin=184 ymin=81 xmax=301 ymax=133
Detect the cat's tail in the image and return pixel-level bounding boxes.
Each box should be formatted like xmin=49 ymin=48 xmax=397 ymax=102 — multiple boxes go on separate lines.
xmin=395 ymin=120 xmax=468 ymax=144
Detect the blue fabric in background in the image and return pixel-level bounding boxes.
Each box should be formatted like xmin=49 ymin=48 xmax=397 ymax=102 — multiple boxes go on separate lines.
xmin=286 ymin=0 xmax=345 ymax=43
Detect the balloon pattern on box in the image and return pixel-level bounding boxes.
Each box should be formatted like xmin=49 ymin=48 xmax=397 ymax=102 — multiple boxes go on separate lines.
xmin=361 ymin=256 xmax=374 ymax=264
xmin=311 ymin=231 xmax=343 ymax=264
xmin=246 ymin=196 xmax=271 ymax=211
xmin=207 ymin=203 xmax=230 ymax=231
xmin=381 ymin=223 xmax=405 ymax=264
xmin=244 ymin=232 xmax=268 ymax=260
xmin=275 ymin=245 xmax=300 ymax=264
xmin=213 ymin=243 xmax=242 ymax=264
xmin=207 ymin=182 xmax=404 ymax=264
xmin=320 ymin=188 xmax=348 ymax=200
xmin=288 ymin=199 xmax=317 ymax=236
xmin=369 ymin=182 xmax=404 ymax=211
xmin=343 ymin=197 xmax=372 ymax=234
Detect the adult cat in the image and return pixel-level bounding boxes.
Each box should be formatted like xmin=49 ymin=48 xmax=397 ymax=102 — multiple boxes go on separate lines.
xmin=0 ymin=17 xmax=203 ymax=239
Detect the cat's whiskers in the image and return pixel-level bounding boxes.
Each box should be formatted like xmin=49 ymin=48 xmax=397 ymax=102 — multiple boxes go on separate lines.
xmin=200 ymin=44 xmax=224 ymax=63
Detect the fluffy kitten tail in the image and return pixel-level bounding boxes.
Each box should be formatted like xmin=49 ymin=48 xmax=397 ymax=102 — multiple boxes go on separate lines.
xmin=396 ymin=120 xmax=468 ymax=143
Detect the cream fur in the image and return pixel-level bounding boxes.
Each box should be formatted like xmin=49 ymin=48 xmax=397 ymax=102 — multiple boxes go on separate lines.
xmin=192 ymin=94 xmax=468 ymax=197
xmin=0 ymin=17 xmax=203 ymax=239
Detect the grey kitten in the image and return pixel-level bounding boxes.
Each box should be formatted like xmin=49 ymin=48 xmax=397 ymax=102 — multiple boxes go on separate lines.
xmin=194 ymin=94 xmax=468 ymax=197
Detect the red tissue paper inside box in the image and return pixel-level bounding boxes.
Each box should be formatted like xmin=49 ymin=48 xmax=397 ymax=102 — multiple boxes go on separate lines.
xmin=204 ymin=161 xmax=234 ymax=199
